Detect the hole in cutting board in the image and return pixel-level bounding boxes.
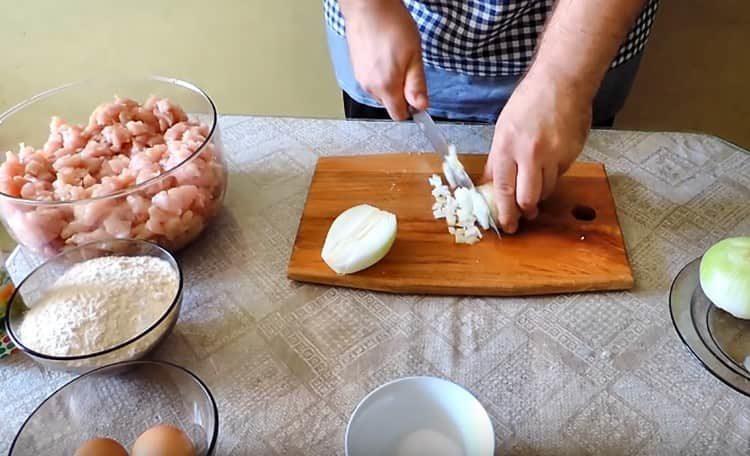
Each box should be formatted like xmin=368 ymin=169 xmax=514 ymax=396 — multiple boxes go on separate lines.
xmin=572 ymin=205 xmax=596 ymax=221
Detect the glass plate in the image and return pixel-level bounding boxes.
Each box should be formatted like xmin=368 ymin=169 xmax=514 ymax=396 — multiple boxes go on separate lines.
xmin=670 ymin=257 xmax=750 ymax=395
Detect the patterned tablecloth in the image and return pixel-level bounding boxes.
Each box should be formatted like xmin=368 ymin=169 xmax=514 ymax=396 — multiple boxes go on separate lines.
xmin=3 ymin=116 xmax=750 ymax=455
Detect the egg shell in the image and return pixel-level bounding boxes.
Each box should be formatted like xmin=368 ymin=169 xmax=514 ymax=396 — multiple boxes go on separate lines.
xmin=74 ymin=437 xmax=129 ymax=456
xmin=132 ymin=424 xmax=195 ymax=456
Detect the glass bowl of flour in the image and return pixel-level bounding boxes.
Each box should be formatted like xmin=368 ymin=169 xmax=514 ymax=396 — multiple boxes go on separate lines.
xmin=5 ymin=238 xmax=182 ymax=372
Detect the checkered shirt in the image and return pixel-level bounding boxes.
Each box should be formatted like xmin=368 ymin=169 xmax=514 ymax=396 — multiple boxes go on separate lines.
xmin=324 ymin=0 xmax=659 ymax=77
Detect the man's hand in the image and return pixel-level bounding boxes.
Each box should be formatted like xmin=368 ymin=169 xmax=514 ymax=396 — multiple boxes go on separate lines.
xmin=340 ymin=0 xmax=428 ymax=119
xmin=483 ymin=0 xmax=647 ymax=233
xmin=484 ymin=68 xmax=592 ymax=233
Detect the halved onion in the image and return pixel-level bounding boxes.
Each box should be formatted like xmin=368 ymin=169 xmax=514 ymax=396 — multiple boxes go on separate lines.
xmin=699 ymin=237 xmax=750 ymax=319
xmin=321 ymin=204 xmax=397 ymax=275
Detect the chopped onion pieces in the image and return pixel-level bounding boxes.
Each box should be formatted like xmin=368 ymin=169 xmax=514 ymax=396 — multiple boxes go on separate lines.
xmin=428 ymin=173 xmax=488 ymax=245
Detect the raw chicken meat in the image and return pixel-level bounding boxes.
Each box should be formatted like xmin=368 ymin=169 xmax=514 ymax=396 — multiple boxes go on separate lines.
xmin=0 ymin=96 xmax=225 ymax=254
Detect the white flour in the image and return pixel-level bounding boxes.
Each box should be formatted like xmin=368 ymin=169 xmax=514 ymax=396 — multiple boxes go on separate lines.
xmin=17 ymin=256 xmax=178 ymax=357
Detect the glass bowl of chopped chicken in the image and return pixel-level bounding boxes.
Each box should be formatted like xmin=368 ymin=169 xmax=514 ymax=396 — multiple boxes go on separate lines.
xmin=4 ymin=238 xmax=183 ymax=373
xmin=0 ymin=76 xmax=227 ymax=257
xmin=9 ymin=360 xmax=218 ymax=456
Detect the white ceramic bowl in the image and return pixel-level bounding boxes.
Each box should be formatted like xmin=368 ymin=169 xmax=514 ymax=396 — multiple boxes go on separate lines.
xmin=345 ymin=376 xmax=495 ymax=456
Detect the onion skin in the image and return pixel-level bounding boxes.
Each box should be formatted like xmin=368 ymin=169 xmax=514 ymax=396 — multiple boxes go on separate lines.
xmin=699 ymin=237 xmax=750 ymax=319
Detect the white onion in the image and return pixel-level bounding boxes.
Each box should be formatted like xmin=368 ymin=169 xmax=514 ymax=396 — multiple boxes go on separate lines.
xmin=453 ymin=187 xmax=471 ymax=209
xmin=699 ymin=237 xmax=750 ymax=319
xmin=427 ymin=172 xmax=500 ymax=244
xmin=442 ymin=144 xmax=465 ymax=189
xmin=442 ymin=161 xmax=458 ymax=189
xmin=321 ymin=204 xmax=397 ymax=275
xmin=470 ymin=188 xmax=491 ymax=230
xmin=476 ymin=183 xmax=498 ymax=224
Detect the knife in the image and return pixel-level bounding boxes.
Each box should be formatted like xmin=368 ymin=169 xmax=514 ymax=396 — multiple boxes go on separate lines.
xmin=411 ymin=109 xmax=452 ymax=159
xmin=411 ymin=108 xmax=501 ymax=237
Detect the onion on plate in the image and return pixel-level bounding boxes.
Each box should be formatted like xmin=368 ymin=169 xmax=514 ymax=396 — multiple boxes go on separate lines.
xmin=699 ymin=237 xmax=750 ymax=319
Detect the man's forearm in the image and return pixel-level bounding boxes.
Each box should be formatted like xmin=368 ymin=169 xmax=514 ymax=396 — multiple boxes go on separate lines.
xmin=340 ymin=0 xmax=402 ymax=21
xmin=528 ymin=0 xmax=648 ymax=100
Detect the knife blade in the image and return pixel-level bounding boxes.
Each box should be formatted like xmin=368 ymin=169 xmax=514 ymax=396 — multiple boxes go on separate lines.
xmin=411 ymin=108 xmax=502 ymax=237
xmin=411 ymin=109 xmax=452 ymax=159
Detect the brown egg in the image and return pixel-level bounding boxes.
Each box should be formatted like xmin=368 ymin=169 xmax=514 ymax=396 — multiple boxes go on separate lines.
xmin=74 ymin=437 xmax=129 ymax=456
xmin=132 ymin=424 xmax=195 ymax=456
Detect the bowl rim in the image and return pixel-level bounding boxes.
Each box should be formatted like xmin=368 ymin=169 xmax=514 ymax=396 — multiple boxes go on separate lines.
xmin=344 ymin=375 xmax=495 ymax=456
xmin=0 ymin=75 xmax=218 ymax=206
xmin=8 ymin=359 xmax=220 ymax=455
xmin=4 ymin=238 xmax=184 ymax=361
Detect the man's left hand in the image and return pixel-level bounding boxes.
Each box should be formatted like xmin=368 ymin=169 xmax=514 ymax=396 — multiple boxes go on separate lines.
xmin=483 ymin=68 xmax=593 ymax=234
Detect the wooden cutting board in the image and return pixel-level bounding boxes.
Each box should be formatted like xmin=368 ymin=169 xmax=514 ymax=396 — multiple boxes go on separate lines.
xmin=287 ymin=153 xmax=633 ymax=296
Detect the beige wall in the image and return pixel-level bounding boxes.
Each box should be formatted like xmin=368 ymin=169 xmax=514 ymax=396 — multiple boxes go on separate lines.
xmin=1 ymin=0 xmax=343 ymax=119
xmin=617 ymin=0 xmax=750 ymax=148
xmin=0 ymin=0 xmax=747 ymax=252
xmin=2 ymin=0 xmax=749 ymax=143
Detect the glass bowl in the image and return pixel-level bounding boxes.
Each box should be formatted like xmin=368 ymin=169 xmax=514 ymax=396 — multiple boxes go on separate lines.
xmin=9 ymin=360 xmax=218 ymax=455
xmin=670 ymin=257 xmax=750 ymax=395
xmin=0 ymin=76 xmax=227 ymax=257
xmin=5 ymin=239 xmax=183 ymax=373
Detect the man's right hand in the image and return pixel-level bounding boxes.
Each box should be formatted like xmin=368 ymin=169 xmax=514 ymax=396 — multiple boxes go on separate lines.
xmin=340 ymin=0 xmax=428 ymax=120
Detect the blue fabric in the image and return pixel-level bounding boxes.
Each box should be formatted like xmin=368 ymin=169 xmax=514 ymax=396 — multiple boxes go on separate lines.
xmin=327 ymin=27 xmax=516 ymax=123
xmin=327 ymin=27 xmax=644 ymax=124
